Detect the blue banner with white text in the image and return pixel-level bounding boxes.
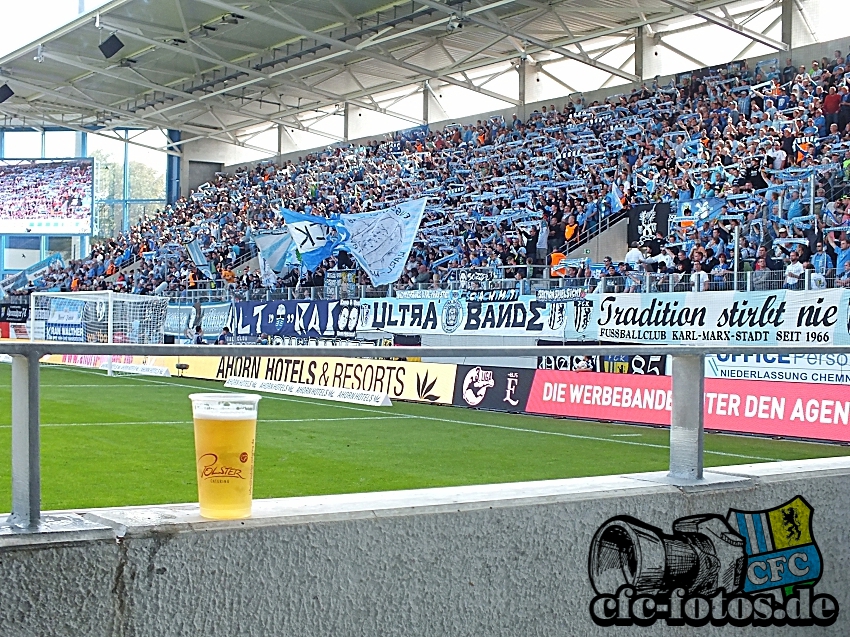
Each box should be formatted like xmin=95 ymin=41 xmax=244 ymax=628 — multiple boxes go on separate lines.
xmin=231 ymin=299 xmax=360 ymax=341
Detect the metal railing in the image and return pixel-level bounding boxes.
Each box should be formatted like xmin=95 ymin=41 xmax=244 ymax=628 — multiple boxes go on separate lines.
xmin=595 ymin=269 xmax=848 ymax=294
xmin=3 ymin=341 xmax=850 ymax=533
xmin=110 ymin=243 xmax=259 ymax=279
xmin=158 ymin=267 xmax=848 ymax=304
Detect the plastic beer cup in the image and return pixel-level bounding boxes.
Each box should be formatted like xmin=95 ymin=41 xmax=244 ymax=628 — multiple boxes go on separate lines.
xmin=189 ymin=393 xmax=261 ymax=519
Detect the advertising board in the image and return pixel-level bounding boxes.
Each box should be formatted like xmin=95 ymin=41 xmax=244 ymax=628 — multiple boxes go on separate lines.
xmin=525 ymin=369 xmax=850 ymax=442
xmin=166 ymin=355 xmax=457 ymax=406
xmin=451 ymin=365 xmax=535 ymax=412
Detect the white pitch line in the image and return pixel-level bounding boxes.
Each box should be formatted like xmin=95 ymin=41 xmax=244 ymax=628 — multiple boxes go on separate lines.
xmin=41 ymin=384 xmax=153 ymax=388
xmin=74 ymin=368 xmax=782 ymax=463
xmin=0 ymin=416 xmax=410 ymax=429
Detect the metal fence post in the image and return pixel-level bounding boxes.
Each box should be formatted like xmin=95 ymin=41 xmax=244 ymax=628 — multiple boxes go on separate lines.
xmin=669 ymin=353 xmax=704 ymax=481
xmin=8 ymin=353 xmax=41 ymax=528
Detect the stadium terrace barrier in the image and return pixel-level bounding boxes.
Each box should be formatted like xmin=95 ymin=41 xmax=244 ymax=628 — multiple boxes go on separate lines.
xmin=4 ymin=341 xmax=850 ymax=533
xmin=1 ymin=457 xmax=849 ymax=635
xmin=157 ymin=265 xmax=846 ymax=304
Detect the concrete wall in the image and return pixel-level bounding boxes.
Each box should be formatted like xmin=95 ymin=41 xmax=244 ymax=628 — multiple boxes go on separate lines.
xmin=1 ymin=457 xmax=849 ymax=636
xmin=187 ymin=160 xmax=224 ymax=192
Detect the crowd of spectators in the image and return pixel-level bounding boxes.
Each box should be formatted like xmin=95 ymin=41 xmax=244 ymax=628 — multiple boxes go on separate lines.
xmin=9 ymin=44 xmax=850 ymax=298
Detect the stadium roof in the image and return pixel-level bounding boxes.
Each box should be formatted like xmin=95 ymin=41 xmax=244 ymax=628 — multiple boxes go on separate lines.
xmin=0 ymin=0 xmax=788 ymax=150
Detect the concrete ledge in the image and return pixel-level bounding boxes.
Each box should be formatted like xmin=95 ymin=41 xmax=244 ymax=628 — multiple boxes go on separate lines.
xmin=83 ymin=473 xmax=677 ymax=537
xmin=0 ymin=513 xmax=115 ymax=549
xmin=1 ymin=458 xmax=849 ymax=636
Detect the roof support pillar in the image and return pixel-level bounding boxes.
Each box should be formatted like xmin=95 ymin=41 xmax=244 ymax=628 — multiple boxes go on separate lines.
xmin=166 ymin=129 xmax=181 ymax=205
xmin=422 ymin=81 xmax=429 ymax=125
xmin=517 ymin=58 xmax=527 ymax=122
xmin=635 ymin=26 xmax=645 ymax=81
xmin=781 ymin=0 xmax=793 ymax=49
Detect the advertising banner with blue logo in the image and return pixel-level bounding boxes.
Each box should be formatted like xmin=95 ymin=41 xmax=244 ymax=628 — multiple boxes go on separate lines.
xmin=44 ymin=297 xmax=85 ymax=342
xmin=231 ymin=299 xmax=360 ymax=342
xmin=164 ymin=304 xmax=197 ymax=336
xmin=560 ymin=290 xmax=850 ymax=346
xmin=357 ymin=294 xmax=568 ymax=338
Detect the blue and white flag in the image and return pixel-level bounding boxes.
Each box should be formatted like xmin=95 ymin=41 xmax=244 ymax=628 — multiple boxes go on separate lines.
xmin=677 ymin=197 xmax=726 ymax=223
xmin=608 ymin=182 xmax=624 ymax=214
xmin=280 ymin=209 xmax=333 ymax=271
xmin=186 ymin=239 xmax=212 ymax=278
xmin=282 ymin=198 xmax=427 ymax=285
xmin=255 ymin=230 xmax=297 ymax=274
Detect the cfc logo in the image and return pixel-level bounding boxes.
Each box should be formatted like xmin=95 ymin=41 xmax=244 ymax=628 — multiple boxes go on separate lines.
xmin=588 ymin=496 xmax=837 ymax=627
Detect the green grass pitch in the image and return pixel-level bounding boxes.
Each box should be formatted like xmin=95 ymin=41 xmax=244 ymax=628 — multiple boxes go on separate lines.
xmin=0 ymin=363 xmax=848 ymax=512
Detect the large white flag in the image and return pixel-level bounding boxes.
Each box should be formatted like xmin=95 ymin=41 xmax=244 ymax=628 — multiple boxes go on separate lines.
xmin=339 ymin=198 xmax=427 ymax=286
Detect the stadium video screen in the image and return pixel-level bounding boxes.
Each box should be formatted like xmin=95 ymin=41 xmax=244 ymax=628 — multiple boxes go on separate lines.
xmin=0 ymin=159 xmax=93 ymax=234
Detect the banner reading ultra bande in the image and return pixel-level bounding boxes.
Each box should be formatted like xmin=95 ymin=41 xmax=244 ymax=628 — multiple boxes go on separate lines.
xmin=562 ymin=289 xmax=850 ymax=345
xmin=358 ymin=294 xmax=569 ymax=337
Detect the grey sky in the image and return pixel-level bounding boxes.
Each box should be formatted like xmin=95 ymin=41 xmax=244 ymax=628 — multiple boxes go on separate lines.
xmin=0 ymin=0 xmax=110 ymax=58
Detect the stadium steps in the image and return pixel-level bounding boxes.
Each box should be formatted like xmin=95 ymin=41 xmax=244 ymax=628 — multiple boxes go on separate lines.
xmin=562 ymin=210 xmax=629 ymax=263
xmin=105 ymin=257 xmax=144 ymax=282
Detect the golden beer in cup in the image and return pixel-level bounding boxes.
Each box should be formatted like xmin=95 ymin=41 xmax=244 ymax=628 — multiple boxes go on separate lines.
xmin=189 ymin=393 xmax=261 ymax=519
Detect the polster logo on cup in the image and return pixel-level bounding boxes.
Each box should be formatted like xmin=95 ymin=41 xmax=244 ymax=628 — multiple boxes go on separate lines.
xmin=462 ymin=367 xmax=495 ymax=406
xmin=197 ymin=453 xmax=246 ymax=481
xmin=588 ymin=496 xmax=838 ymax=627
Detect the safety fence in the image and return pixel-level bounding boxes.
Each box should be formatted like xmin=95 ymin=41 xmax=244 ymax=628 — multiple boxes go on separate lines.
xmin=5 ymin=289 xmax=850 ymax=348
xmin=134 ymin=261 xmax=850 ymax=305
xmin=5 ymin=289 xmax=845 ymax=346
xmin=596 ymin=269 xmax=847 ymax=293
xmin=5 ymin=341 xmax=850 ymax=531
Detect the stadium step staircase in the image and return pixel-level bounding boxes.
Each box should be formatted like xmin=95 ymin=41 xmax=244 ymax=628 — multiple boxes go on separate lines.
xmin=561 ymin=209 xmax=629 ymax=264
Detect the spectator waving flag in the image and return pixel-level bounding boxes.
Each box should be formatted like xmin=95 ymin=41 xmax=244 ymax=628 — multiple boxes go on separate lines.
xmin=186 ymin=239 xmax=212 ymax=278
xmin=608 ymin=182 xmax=624 ymax=214
xmin=281 ymin=198 xmax=427 ymax=285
